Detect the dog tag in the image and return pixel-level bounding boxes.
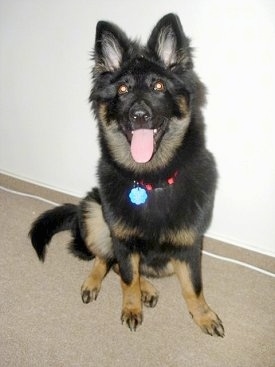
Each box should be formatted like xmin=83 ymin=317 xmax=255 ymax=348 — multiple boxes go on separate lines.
xmin=129 ymin=186 xmax=148 ymax=205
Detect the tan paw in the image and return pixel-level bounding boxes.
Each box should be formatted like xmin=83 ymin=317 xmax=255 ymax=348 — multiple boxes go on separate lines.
xmin=81 ymin=278 xmax=101 ymax=304
xmin=192 ymin=309 xmax=224 ymax=337
xmin=141 ymin=289 xmax=159 ymax=307
xmin=121 ymin=306 xmax=143 ymax=331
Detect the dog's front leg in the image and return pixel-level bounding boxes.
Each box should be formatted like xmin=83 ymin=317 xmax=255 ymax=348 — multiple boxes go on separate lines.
xmin=120 ymin=253 xmax=143 ymax=331
xmin=172 ymin=240 xmax=224 ymax=337
xmin=113 ymin=239 xmax=142 ymax=331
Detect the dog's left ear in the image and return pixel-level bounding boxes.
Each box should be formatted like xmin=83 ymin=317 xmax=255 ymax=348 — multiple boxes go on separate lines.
xmin=147 ymin=13 xmax=192 ymax=69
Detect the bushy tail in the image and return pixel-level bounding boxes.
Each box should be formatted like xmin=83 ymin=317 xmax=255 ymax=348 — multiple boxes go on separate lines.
xmin=29 ymin=204 xmax=78 ymax=262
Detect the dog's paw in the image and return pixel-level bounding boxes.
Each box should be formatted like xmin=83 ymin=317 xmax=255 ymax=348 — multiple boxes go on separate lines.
xmin=121 ymin=307 xmax=143 ymax=331
xmin=192 ymin=309 xmax=224 ymax=337
xmin=81 ymin=279 xmax=101 ymax=304
xmin=141 ymin=290 xmax=159 ymax=308
xmin=140 ymin=277 xmax=159 ymax=308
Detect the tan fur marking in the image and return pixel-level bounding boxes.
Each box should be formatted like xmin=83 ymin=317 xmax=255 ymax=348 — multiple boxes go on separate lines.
xmin=172 ymin=260 xmax=224 ymax=336
xmin=111 ymin=220 xmax=142 ymax=240
xmin=84 ymin=201 xmax=113 ymax=259
xmin=98 ymin=102 xmax=108 ymax=125
xmin=177 ymin=96 xmax=189 ymax=115
xmin=160 ymin=228 xmax=196 ymax=246
xmin=113 ymin=264 xmax=158 ymax=307
xmin=120 ymin=254 xmax=143 ymax=330
xmin=140 ymin=262 xmax=174 ymax=278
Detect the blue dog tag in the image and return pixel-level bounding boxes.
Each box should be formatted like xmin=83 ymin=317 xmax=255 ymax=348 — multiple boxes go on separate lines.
xmin=129 ymin=186 xmax=148 ymax=205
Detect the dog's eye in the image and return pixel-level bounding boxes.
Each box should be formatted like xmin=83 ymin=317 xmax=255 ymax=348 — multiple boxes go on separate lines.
xmin=118 ymin=84 xmax=129 ymax=95
xmin=153 ymin=81 xmax=165 ymax=92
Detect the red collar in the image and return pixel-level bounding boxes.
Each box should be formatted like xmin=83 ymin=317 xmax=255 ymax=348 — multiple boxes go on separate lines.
xmin=138 ymin=170 xmax=179 ymax=191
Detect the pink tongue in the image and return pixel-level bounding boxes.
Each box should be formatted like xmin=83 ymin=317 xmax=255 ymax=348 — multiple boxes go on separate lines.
xmin=130 ymin=129 xmax=154 ymax=163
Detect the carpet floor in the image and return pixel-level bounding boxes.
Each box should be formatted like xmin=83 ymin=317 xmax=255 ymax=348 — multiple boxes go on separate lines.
xmin=0 ymin=173 xmax=274 ymax=367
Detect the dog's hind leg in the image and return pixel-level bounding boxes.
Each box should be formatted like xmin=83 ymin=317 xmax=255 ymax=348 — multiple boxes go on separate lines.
xmin=81 ymin=256 xmax=111 ymax=303
xmin=140 ymin=277 xmax=159 ymax=308
xmin=112 ymin=263 xmax=159 ymax=308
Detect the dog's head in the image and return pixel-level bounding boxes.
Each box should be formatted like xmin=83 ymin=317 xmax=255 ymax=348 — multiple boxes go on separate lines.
xmin=90 ymin=13 xmax=205 ymax=173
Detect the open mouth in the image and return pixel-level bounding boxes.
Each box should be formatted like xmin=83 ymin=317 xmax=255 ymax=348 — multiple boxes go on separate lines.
xmin=124 ymin=126 xmax=166 ymax=163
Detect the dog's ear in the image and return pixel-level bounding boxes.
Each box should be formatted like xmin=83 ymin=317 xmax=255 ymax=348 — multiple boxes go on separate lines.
xmin=147 ymin=13 xmax=192 ymax=69
xmin=94 ymin=21 xmax=128 ymax=72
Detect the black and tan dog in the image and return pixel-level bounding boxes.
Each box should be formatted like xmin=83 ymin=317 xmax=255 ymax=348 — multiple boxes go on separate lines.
xmin=29 ymin=13 xmax=224 ymax=337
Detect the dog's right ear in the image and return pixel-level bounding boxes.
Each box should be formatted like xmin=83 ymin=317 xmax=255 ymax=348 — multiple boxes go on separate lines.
xmin=94 ymin=21 xmax=128 ymax=73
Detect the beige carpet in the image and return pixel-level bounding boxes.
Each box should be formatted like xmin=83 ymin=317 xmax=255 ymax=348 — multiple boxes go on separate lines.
xmin=0 ymin=173 xmax=274 ymax=367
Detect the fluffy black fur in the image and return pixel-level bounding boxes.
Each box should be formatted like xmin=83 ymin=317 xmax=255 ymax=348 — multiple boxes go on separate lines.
xmin=29 ymin=14 xmax=224 ymax=336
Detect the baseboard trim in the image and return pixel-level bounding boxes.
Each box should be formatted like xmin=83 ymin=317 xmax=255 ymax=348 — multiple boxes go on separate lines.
xmin=206 ymin=231 xmax=275 ymax=258
xmin=0 ymin=169 xmax=82 ymax=198
xmin=1 ymin=172 xmax=275 ymax=268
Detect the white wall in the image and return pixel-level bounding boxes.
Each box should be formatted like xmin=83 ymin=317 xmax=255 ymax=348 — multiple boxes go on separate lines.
xmin=1 ymin=0 xmax=274 ymax=256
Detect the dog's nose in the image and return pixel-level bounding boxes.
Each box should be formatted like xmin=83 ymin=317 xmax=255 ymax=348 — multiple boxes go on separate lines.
xmin=132 ymin=109 xmax=150 ymax=120
xmin=129 ymin=102 xmax=152 ymax=128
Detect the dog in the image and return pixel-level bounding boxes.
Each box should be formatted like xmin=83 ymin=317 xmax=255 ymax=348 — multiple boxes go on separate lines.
xmin=29 ymin=13 xmax=224 ymax=337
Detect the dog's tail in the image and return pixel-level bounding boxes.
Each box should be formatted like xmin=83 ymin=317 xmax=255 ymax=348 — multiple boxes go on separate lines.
xmin=29 ymin=188 xmax=101 ymax=262
xmin=29 ymin=203 xmax=78 ymax=262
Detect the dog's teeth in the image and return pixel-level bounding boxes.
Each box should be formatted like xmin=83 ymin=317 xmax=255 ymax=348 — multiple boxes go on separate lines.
xmin=153 ymin=129 xmax=157 ymax=134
